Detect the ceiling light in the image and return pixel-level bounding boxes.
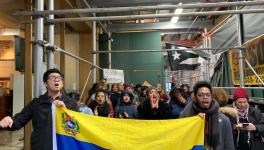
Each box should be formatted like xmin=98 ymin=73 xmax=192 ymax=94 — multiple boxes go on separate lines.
xmin=171 ymin=3 xmax=183 ymax=23
xmin=0 ymin=28 xmax=20 ymax=35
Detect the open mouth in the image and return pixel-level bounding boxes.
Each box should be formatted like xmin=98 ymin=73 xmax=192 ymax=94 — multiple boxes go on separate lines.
xmin=201 ymin=101 xmax=210 ymax=107
xmin=151 ymin=96 xmax=158 ymax=103
xmin=54 ymin=83 xmax=59 ymax=87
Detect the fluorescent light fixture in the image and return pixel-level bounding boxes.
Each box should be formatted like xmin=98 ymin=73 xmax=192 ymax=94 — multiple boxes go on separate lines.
xmin=171 ymin=3 xmax=183 ymax=23
xmin=0 ymin=28 xmax=20 ymax=35
xmin=178 ymin=46 xmax=187 ymax=49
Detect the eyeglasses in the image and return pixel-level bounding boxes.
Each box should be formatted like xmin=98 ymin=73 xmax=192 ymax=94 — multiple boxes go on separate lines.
xmin=197 ymin=93 xmax=211 ymax=98
xmin=48 ymin=75 xmax=63 ymax=81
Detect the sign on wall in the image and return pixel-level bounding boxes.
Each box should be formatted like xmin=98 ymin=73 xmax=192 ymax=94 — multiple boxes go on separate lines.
xmin=229 ymin=34 xmax=264 ymax=85
xmin=103 ymin=69 xmax=124 ymax=83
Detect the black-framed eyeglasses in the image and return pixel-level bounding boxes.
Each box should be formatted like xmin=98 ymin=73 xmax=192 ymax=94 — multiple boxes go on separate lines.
xmin=197 ymin=93 xmax=211 ymax=98
xmin=48 ymin=75 xmax=63 ymax=81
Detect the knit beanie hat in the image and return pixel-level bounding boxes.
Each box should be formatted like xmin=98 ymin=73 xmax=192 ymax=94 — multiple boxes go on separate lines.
xmin=233 ymin=87 xmax=249 ymax=101
xmin=146 ymin=86 xmax=156 ymax=96
xmin=123 ymin=83 xmax=132 ymax=90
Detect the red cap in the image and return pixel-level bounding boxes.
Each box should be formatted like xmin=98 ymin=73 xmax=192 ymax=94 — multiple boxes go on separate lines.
xmin=123 ymin=83 xmax=132 ymax=90
xmin=233 ymin=87 xmax=249 ymax=101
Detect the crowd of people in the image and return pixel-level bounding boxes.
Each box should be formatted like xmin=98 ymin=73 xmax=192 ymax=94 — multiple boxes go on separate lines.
xmin=0 ymin=68 xmax=264 ymax=150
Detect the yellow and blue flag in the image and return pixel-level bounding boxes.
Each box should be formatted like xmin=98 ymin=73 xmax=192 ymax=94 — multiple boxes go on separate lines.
xmin=52 ymin=105 xmax=204 ymax=150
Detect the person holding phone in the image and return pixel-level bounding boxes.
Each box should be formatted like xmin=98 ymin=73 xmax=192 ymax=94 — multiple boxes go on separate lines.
xmin=232 ymin=87 xmax=264 ymax=150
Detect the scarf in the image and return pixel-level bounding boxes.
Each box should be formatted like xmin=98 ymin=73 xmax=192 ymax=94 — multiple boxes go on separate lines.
xmin=192 ymin=100 xmax=220 ymax=148
xmin=232 ymin=102 xmax=249 ymax=120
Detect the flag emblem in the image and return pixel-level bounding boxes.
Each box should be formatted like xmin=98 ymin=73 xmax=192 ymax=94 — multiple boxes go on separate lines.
xmin=61 ymin=113 xmax=80 ymax=136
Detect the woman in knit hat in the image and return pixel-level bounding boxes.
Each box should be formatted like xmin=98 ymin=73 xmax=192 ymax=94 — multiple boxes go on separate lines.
xmin=232 ymin=87 xmax=264 ymax=150
xmin=137 ymin=87 xmax=172 ymax=119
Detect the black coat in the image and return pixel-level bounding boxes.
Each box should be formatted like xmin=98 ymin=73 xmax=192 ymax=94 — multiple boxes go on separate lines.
xmin=88 ymin=100 xmax=110 ymax=117
xmin=236 ymin=106 xmax=264 ymax=150
xmin=10 ymin=93 xmax=78 ymax=150
xmin=110 ymin=92 xmax=121 ymax=110
xmin=137 ymin=99 xmax=172 ymax=120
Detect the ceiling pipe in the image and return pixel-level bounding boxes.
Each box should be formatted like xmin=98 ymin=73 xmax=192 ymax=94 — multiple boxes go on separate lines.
xmin=45 ymin=9 xmax=264 ymax=23
xmin=79 ymin=0 xmax=108 ymax=34
xmin=14 ymin=1 xmax=264 ymax=16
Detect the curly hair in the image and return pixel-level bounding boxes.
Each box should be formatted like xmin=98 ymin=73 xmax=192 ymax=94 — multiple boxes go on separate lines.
xmin=212 ymin=88 xmax=229 ymax=107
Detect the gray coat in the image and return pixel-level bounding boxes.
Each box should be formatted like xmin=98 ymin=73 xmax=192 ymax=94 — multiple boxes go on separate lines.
xmin=180 ymin=102 xmax=235 ymax=150
xmin=216 ymin=113 xmax=236 ymax=150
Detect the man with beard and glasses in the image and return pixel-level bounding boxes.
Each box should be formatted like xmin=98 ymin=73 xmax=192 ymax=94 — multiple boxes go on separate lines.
xmin=231 ymin=87 xmax=264 ymax=150
xmin=180 ymin=81 xmax=235 ymax=150
xmin=0 ymin=68 xmax=78 ymax=150
xmin=137 ymin=87 xmax=172 ymax=119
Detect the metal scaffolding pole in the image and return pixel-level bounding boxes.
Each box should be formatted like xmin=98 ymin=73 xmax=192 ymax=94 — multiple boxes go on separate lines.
xmin=45 ymin=9 xmax=264 ymax=23
xmin=80 ymin=69 xmax=93 ymax=101
xmin=204 ymin=28 xmax=210 ymax=81
xmin=39 ymin=40 xmax=102 ymax=70
xmin=91 ymin=47 xmax=244 ymax=54
xmin=237 ymin=7 xmax=244 ymax=87
xmin=34 ymin=0 xmax=44 ymax=97
xmin=80 ymin=0 xmax=108 ymax=34
xmin=92 ymin=20 xmax=97 ymax=83
xmin=14 ymin=1 xmax=264 ymax=16
xmin=213 ymin=87 xmax=264 ymax=90
xmin=244 ymin=58 xmax=264 ymax=86
xmin=47 ymin=0 xmax=54 ymax=69
xmin=108 ymin=32 xmax=112 ymax=69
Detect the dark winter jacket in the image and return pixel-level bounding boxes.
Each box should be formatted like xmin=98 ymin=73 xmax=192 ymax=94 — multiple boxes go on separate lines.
xmin=169 ymin=96 xmax=188 ymax=118
xmin=9 ymin=92 xmax=78 ymax=150
xmin=88 ymin=100 xmax=110 ymax=117
xmin=110 ymin=92 xmax=121 ymax=110
xmin=233 ymin=105 xmax=264 ymax=150
xmin=114 ymin=101 xmax=138 ymax=119
xmin=137 ymin=99 xmax=172 ymax=120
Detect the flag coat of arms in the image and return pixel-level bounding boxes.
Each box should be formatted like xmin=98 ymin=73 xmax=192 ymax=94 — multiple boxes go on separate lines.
xmin=52 ymin=105 xmax=204 ymax=150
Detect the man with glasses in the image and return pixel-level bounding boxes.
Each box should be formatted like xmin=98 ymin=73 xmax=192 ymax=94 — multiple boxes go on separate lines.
xmin=0 ymin=68 xmax=78 ymax=150
xmin=180 ymin=81 xmax=235 ymax=150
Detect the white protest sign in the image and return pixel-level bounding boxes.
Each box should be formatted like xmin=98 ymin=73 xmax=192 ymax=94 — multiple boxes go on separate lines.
xmin=103 ymin=69 xmax=124 ymax=83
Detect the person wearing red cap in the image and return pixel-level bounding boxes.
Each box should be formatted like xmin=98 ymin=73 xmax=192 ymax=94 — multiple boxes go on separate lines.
xmin=232 ymin=87 xmax=264 ymax=150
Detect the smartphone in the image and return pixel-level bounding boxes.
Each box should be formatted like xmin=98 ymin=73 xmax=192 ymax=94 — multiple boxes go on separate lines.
xmin=242 ymin=123 xmax=249 ymax=127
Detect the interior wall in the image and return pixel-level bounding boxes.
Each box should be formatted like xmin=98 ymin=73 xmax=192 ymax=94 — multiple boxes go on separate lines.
xmin=79 ymin=32 xmax=93 ymax=102
xmin=54 ymin=33 xmax=80 ymax=93
xmin=99 ymin=31 xmax=163 ymax=86
xmin=0 ymin=36 xmax=15 ymax=79
xmin=12 ymin=72 xmax=24 ymax=115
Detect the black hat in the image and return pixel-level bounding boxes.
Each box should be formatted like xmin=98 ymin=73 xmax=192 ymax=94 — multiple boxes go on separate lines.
xmin=121 ymin=90 xmax=134 ymax=100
